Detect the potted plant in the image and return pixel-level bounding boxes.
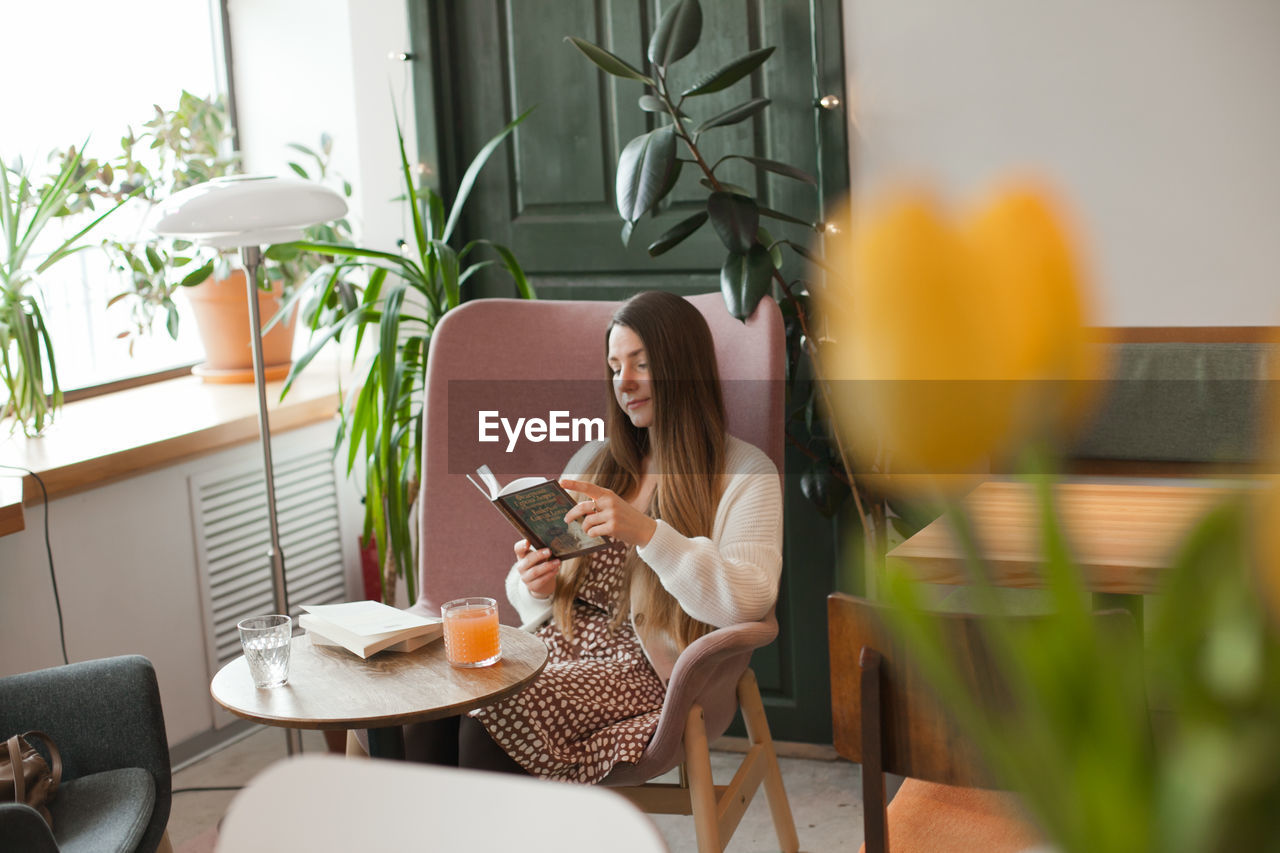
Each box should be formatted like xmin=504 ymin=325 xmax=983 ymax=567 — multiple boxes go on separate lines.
xmin=103 ymin=91 xmax=239 ymax=354
xmin=104 ymin=92 xmax=354 ymax=380
xmin=566 ymin=0 xmax=897 ymax=571
xmin=1 ymin=144 xmax=131 ymax=434
xmin=268 ymin=108 xmax=535 ymax=606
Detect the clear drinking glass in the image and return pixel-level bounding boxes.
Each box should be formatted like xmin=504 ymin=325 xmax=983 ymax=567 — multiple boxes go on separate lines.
xmin=238 ymin=614 xmax=292 ymax=687
xmin=441 ymin=597 xmax=502 ymax=668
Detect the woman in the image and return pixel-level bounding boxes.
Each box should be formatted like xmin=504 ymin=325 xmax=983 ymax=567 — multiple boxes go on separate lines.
xmin=461 ymin=290 xmax=783 ymax=782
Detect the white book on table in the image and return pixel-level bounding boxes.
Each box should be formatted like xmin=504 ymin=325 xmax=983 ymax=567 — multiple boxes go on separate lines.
xmin=298 ymin=600 xmax=442 ymax=659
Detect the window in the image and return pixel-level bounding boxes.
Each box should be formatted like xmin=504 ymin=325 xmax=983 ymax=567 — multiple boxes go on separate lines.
xmin=5 ymin=0 xmax=225 ymax=391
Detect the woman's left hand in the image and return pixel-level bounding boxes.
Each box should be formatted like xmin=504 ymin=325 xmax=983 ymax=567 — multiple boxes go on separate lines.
xmin=560 ymin=479 xmax=658 ymax=548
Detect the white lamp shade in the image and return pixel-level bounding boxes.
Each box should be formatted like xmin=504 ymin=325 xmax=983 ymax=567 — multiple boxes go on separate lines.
xmin=150 ymin=175 xmax=348 ymax=248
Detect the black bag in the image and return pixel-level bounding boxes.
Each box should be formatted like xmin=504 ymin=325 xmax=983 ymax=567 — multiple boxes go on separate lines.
xmin=1 ymin=731 xmax=62 ymax=828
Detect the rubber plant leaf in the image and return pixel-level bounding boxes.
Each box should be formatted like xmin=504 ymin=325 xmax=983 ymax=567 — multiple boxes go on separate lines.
xmin=723 ymin=154 xmax=817 ymax=186
xmin=681 ymin=46 xmax=775 ymax=97
xmin=707 ymin=191 xmax=759 ymax=254
xmin=697 ymin=98 xmax=771 ymax=134
xmin=647 ymin=0 xmax=703 ymax=67
xmin=565 ymin=36 xmax=654 ymax=85
xmin=638 ymin=94 xmax=688 ymax=120
xmin=647 ymin=210 xmax=708 ymax=257
xmin=720 ymin=243 xmax=773 ymax=321
xmin=616 ymin=126 xmax=677 ymax=222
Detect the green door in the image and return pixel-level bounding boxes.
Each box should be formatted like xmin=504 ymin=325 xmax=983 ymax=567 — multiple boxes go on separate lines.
xmin=410 ymin=0 xmax=849 ymax=743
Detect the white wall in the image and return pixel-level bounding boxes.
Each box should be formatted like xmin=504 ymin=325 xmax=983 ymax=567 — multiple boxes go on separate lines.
xmin=0 ymin=422 xmax=363 ymax=746
xmin=842 ymin=0 xmax=1280 ymax=327
xmin=0 ymin=0 xmax=409 ymax=748
xmin=226 ymin=0 xmax=416 ymax=254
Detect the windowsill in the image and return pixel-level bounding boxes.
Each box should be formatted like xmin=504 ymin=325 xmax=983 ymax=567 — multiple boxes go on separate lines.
xmin=0 ymin=353 xmax=349 ymax=536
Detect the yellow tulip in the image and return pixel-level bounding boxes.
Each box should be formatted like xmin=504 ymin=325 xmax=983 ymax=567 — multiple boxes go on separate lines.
xmin=818 ymin=182 xmax=1101 ymax=494
xmin=965 ymin=184 xmax=1107 ymax=438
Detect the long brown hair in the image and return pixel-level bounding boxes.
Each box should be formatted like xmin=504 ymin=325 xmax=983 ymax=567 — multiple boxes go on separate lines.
xmin=553 ymin=291 xmax=727 ymax=649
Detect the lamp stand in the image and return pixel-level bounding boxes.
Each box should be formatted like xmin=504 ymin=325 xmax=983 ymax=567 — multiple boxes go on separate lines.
xmin=242 ymin=245 xmax=302 ymax=757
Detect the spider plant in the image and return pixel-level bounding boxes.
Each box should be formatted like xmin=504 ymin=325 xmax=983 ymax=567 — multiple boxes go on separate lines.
xmin=1 ymin=144 xmax=131 ymax=434
xmin=266 ymin=107 xmax=535 ymax=604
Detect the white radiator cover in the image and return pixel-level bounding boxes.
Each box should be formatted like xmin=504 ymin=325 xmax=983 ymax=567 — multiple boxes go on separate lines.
xmin=190 ymin=445 xmax=354 ymax=719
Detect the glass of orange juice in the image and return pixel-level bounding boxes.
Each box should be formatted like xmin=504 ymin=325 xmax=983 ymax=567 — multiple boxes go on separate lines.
xmin=441 ymin=597 xmax=502 ymax=668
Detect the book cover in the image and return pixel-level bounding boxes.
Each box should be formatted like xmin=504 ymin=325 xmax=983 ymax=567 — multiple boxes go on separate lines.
xmin=306 ymin=623 xmax=439 ymax=656
xmin=467 ymin=465 xmax=609 ymax=560
xmin=298 ymin=601 xmax=442 ymax=659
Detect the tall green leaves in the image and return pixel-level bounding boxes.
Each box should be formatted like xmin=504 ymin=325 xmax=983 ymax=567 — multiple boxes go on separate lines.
xmin=268 ymin=107 xmax=535 ymax=604
xmin=1 ymin=146 xmax=130 ymax=433
xmin=566 ymin=0 xmax=818 ymax=321
xmin=879 ymin=475 xmax=1280 ymax=853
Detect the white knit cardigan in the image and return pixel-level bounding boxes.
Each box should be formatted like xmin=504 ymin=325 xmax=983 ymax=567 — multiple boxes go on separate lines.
xmin=505 ymin=435 xmax=783 ymax=682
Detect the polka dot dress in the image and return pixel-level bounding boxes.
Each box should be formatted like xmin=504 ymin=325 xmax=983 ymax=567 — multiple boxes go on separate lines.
xmin=470 ymin=540 xmax=666 ymax=782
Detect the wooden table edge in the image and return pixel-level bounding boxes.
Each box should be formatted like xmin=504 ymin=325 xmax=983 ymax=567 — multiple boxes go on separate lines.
xmin=886 ymin=554 xmax=1164 ymax=596
xmin=210 ymin=626 xmax=548 ymax=731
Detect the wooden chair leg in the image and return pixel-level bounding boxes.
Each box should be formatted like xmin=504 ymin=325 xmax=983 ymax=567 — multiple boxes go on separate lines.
xmin=156 ymin=829 xmax=175 ymax=853
xmin=859 ymin=648 xmax=888 ymax=853
xmin=345 ymin=729 xmax=369 ymax=759
xmin=684 ymin=704 xmax=722 ymax=853
xmin=738 ymin=669 xmax=800 ymax=853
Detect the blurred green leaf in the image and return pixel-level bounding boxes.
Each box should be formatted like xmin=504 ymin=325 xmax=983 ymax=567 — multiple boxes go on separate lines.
xmin=179 ymin=260 xmax=214 ymax=287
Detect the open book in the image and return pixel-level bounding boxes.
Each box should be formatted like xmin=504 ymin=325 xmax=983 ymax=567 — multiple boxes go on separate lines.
xmin=298 ymin=600 xmax=442 ymax=659
xmin=467 ymin=465 xmax=609 ymax=560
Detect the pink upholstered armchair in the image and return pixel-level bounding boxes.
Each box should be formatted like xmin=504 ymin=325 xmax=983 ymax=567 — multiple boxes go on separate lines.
xmin=410 ymin=293 xmax=797 ymax=852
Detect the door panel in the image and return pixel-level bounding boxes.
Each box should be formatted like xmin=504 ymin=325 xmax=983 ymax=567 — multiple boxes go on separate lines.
xmin=412 ymin=0 xmax=848 ymax=743
xmin=429 ymin=0 xmax=829 ymax=285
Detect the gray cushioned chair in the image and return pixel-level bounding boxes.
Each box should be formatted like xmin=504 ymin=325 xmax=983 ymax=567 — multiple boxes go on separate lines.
xmin=0 ymin=655 xmax=172 ymax=853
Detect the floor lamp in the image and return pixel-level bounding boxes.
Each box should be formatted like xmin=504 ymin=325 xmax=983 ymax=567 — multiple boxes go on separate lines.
xmin=153 ymin=176 xmax=347 ymax=755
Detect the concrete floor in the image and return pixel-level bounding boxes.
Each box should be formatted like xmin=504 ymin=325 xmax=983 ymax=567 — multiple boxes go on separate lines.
xmin=169 ymin=727 xmax=865 ymax=852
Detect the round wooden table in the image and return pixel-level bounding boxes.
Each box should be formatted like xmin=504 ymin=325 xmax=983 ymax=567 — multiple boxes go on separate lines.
xmin=211 ymin=626 xmax=547 ymax=759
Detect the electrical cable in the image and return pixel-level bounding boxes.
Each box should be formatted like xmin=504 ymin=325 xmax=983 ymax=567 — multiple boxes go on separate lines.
xmin=0 ymin=464 xmax=68 ymax=665
xmin=172 ymin=786 xmax=244 ymax=794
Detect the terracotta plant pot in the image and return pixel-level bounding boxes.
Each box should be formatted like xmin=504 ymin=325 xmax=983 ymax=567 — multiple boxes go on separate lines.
xmin=185 ymin=269 xmax=298 ymax=383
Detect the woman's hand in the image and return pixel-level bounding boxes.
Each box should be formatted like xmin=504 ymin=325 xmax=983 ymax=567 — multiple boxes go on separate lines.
xmin=512 ymin=539 xmax=559 ymax=600
xmin=560 ymin=479 xmax=658 ymax=548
